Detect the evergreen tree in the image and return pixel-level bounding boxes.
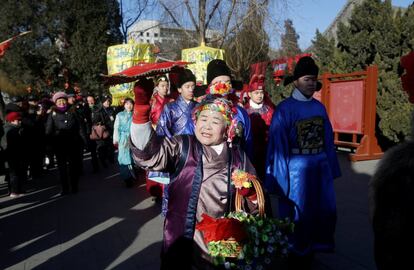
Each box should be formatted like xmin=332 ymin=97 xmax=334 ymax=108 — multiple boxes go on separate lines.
xmin=311 ymin=29 xmax=345 ymax=73
xmin=63 ymin=0 xmax=123 ymax=95
xmin=265 ymin=63 xmax=292 ymax=106
xmin=0 ymin=0 xmax=122 ymax=96
xmin=400 ymin=3 xmax=414 ymax=52
xmin=280 ymin=19 xmax=301 ymax=57
xmin=326 ymin=0 xmax=412 ymax=145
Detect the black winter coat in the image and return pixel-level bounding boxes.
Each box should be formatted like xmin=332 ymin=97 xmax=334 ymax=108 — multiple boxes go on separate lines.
xmin=91 ymin=106 xmax=114 ymax=134
xmin=45 ymin=106 xmax=88 ymax=146
xmin=1 ymin=123 xmax=25 ymax=169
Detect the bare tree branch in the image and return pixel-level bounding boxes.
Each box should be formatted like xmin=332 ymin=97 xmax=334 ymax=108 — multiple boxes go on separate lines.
xmin=127 ymin=0 xmax=150 ymax=28
xmin=160 ymin=1 xmax=184 ymax=29
xmin=216 ymin=0 xmax=268 ymax=47
xmin=160 ymin=1 xmax=198 ymax=43
xmin=205 ymin=0 xmax=222 ymax=30
xmin=184 ymin=0 xmax=199 ymax=33
xmin=119 ymin=0 xmax=153 ymax=43
xmin=198 ymin=0 xmax=206 ymax=44
xmin=218 ymin=0 xmax=236 ymax=48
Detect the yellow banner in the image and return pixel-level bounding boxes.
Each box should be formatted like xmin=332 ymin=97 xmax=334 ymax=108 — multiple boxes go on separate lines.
xmin=107 ymin=43 xmax=155 ymax=105
xmin=182 ymin=45 xmax=225 ymax=84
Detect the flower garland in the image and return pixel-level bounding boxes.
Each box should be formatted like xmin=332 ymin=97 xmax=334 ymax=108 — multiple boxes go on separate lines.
xmin=196 ymin=170 xmax=294 ymax=269
xmin=200 ymin=212 xmax=293 ymax=269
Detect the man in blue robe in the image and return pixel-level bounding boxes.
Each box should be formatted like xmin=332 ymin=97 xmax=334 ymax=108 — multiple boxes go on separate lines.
xmin=265 ymin=56 xmax=341 ymax=270
xmin=150 ymin=69 xmax=197 ymax=213
xmin=156 ymin=69 xmax=196 ymax=137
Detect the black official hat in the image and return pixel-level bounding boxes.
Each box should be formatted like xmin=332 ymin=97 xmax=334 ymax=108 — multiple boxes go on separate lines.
xmin=206 ymin=59 xmax=231 ymax=85
xmin=284 ymin=56 xmax=319 ymax=86
xmin=177 ymin=69 xmax=196 ymax=88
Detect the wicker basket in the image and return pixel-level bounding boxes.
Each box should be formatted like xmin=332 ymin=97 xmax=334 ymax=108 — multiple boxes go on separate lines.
xmin=216 ymin=177 xmax=266 ymax=258
xmin=235 ymin=177 xmax=265 ymax=217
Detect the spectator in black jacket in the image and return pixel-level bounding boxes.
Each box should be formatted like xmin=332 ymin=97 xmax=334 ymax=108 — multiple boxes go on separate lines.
xmin=90 ymin=96 xmax=113 ymax=168
xmin=85 ymin=94 xmax=100 ymax=172
xmin=1 ymin=112 xmax=26 ymax=197
xmin=101 ymin=95 xmax=116 ymax=164
xmin=26 ymin=93 xmax=46 ymax=179
xmin=46 ymin=92 xmax=87 ymax=195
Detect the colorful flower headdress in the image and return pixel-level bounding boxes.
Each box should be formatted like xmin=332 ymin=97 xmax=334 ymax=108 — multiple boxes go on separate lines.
xmin=207 ymin=81 xmax=234 ymax=96
xmin=193 ymin=95 xmax=238 ymax=143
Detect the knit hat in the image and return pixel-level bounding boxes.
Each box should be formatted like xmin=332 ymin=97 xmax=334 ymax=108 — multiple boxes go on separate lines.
xmin=5 ymin=111 xmax=22 ymax=122
xmin=248 ymin=75 xmax=265 ymax=92
xmin=284 ymin=56 xmax=319 ymax=86
xmin=207 ymin=59 xmax=231 ymax=85
xmin=177 ymin=69 xmax=196 ymax=88
xmin=52 ymin=91 xmax=68 ymax=103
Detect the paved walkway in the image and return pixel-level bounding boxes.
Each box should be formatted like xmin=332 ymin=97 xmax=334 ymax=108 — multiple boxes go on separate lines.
xmin=0 ymin=152 xmax=379 ymax=270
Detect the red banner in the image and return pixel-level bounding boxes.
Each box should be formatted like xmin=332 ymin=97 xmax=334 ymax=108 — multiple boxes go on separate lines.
xmin=329 ymin=80 xmax=364 ymax=134
xmin=0 ymin=31 xmax=31 ymax=58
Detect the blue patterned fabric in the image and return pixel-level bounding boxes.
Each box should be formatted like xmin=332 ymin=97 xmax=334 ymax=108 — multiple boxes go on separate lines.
xmin=265 ymin=96 xmax=341 ymax=255
xmin=235 ymin=105 xmax=253 ymax=160
xmin=156 ymin=95 xmax=196 ymax=137
xmin=115 ymin=111 xmax=133 ymax=165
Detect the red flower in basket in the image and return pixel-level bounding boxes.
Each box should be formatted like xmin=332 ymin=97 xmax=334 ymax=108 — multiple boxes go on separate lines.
xmin=196 ymin=213 xmax=247 ymax=243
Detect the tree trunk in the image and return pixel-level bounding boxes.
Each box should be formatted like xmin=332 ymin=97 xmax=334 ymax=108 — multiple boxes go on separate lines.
xmin=199 ymin=0 xmax=206 ymax=44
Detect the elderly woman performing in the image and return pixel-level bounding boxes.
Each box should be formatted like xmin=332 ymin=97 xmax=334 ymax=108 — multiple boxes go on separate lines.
xmin=129 ymin=78 xmax=259 ymax=269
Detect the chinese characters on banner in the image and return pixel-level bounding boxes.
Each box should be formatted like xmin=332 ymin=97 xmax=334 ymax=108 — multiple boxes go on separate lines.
xmin=107 ymin=43 xmax=155 ymax=105
xmin=182 ymin=44 xmax=225 ymax=84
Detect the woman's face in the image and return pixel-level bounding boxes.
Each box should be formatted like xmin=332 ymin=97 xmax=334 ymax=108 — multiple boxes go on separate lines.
xmin=103 ymin=99 xmax=111 ymax=108
xmin=55 ymin=98 xmax=67 ymax=108
xmin=195 ymin=110 xmax=227 ymax=146
xmin=157 ymin=81 xmax=169 ymax=97
xmin=124 ymin=101 xmax=134 ymax=112
xmin=178 ymin=81 xmax=195 ymax=101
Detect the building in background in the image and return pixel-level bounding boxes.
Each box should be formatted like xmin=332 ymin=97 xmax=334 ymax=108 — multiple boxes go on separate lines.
xmin=127 ymin=20 xmax=221 ymax=60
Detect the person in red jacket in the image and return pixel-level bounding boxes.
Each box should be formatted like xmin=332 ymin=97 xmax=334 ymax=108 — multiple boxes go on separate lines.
xmin=147 ymin=75 xmax=173 ymax=200
xmin=243 ymin=74 xmax=275 ymax=180
xmin=149 ymin=75 xmax=172 ymax=127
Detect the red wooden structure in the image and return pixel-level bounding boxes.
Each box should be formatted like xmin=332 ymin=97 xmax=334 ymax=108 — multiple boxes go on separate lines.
xmin=316 ymin=65 xmax=383 ymax=161
xmin=250 ymin=53 xmax=312 ymax=85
